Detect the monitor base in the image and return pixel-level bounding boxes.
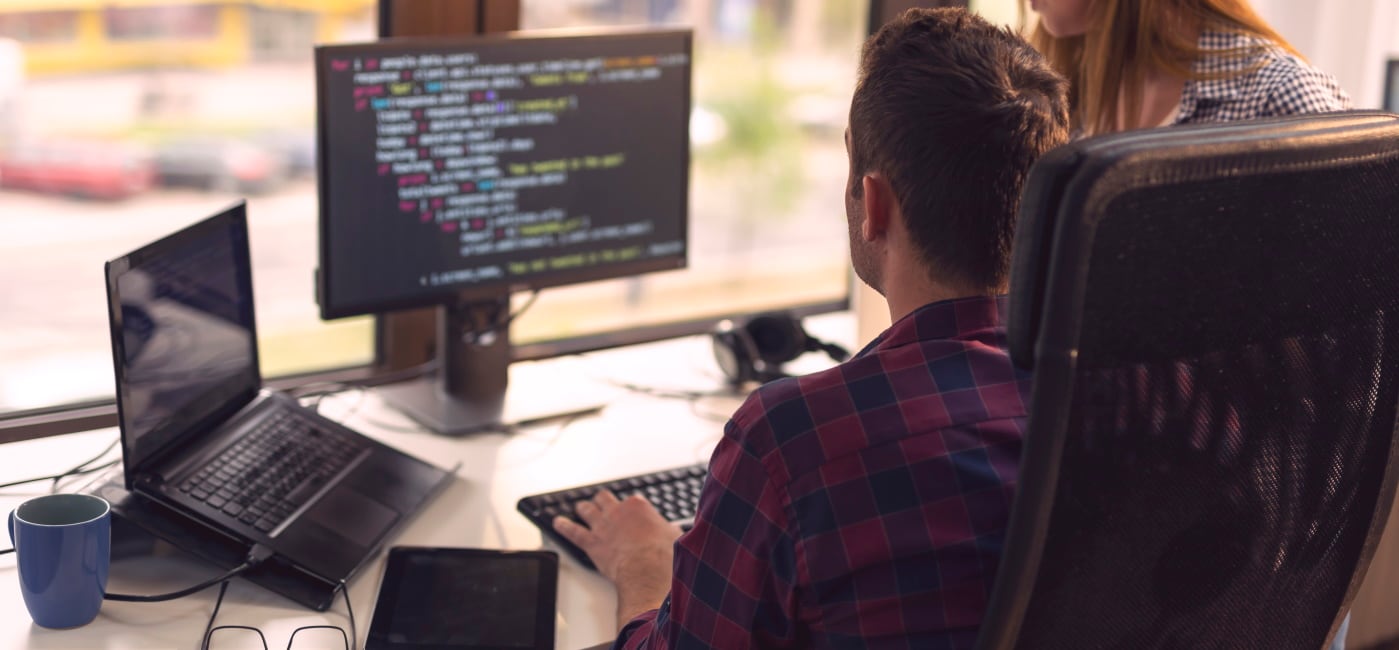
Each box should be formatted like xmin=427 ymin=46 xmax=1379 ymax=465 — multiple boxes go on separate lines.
xmin=378 ymin=377 xmax=606 ymax=436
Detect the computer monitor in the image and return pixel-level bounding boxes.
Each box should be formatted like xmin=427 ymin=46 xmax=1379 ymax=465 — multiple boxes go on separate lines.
xmin=315 ymin=29 xmax=691 ymax=434
xmin=1386 ymin=58 xmax=1399 ymax=112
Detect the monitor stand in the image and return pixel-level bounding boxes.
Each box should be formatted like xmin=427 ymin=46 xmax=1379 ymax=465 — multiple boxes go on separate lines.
xmin=377 ymin=295 xmax=605 ymax=436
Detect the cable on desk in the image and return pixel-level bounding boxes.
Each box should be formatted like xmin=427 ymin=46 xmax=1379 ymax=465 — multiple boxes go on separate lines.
xmin=303 ymin=383 xmax=370 ymax=421
xmin=0 ymin=438 xmax=120 ymax=491
xmin=0 ymin=547 xmax=12 ymax=556
xmin=606 ymin=378 xmax=737 ymax=401
xmin=339 ymin=579 xmax=358 ymax=650
xmin=288 ymin=358 xmax=441 ymax=401
xmin=50 ymin=459 xmax=122 ymax=492
xmin=199 ymin=580 xmax=236 ymax=650
xmin=105 ymin=544 xmax=273 ymax=603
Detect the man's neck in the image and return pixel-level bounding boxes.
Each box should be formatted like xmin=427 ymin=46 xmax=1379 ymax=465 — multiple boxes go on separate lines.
xmin=876 ymin=224 xmax=1000 ymax=324
xmin=884 ymin=280 xmax=990 ymax=324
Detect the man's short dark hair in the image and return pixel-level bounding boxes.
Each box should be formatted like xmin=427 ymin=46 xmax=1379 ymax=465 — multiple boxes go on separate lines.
xmin=850 ymin=8 xmax=1069 ymax=291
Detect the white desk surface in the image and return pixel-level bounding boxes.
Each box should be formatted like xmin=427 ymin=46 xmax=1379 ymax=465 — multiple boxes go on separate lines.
xmin=0 ymin=315 xmax=856 ymax=650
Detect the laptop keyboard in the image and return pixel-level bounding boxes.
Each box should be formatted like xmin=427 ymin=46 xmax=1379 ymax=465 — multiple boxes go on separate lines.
xmin=177 ymin=410 xmax=363 ymax=534
xmin=516 ymin=463 xmax=707 ymax=569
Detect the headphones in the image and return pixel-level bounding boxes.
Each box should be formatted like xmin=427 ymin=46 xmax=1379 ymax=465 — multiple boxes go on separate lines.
xmin=711 ymin=312 xmax=851 ymax=386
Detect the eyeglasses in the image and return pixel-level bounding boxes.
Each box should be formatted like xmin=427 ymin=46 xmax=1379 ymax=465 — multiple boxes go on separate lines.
xmin=200 ymin=580 xmax=357 ymax=650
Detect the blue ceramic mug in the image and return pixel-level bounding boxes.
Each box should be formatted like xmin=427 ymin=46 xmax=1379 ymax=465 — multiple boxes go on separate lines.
xmin=7 ymin=493 xmax=111 ymax=629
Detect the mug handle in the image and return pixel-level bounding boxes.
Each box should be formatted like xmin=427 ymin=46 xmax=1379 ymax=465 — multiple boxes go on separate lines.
xmin=7 ymin=510 xmax=13 ymax=547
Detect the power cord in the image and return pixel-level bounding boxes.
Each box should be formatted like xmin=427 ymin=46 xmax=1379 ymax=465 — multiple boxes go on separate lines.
xmin=460 ymin=290 xmax=541 ymax=345
xmin=341 ymin=579 xmax=358 ymax=650
xmin=0 ymin=438 xmax=120 ymax=491
xmin=104 ymin=544 xmax=274 ymax=603
xmin=287 ymin=359 xmax=442 ymax=401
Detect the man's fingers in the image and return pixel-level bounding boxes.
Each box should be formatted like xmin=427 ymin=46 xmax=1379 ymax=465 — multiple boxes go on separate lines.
xmin=553 ymin=516 xmax=593 ymax=548
xmin=576 ymin=499 xmax=601 ymax=525
xmin=593 ymin=490 xmax=620 ymax=508
xmin=621 ymin=493 xmax=664 ymax=517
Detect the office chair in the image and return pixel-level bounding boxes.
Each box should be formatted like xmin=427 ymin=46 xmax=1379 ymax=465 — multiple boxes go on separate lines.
xmin=978 ymin=112 xmax=1399 ymax=650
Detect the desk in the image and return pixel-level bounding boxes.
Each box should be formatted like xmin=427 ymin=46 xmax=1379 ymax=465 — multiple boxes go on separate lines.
xmin=0 ymin=317 xmax=855 ymax=650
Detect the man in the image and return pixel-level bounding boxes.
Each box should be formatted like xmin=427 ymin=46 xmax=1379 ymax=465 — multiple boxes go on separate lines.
xmin=554 ymin=8 xmax=1071 ymax=648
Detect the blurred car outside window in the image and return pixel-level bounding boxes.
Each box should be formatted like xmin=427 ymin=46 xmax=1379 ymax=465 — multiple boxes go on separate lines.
xmin=0 ymin=1 xmax=376 ymax=415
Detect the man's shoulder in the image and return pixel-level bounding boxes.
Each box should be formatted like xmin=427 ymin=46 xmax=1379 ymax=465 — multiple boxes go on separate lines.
xmin=728 ymin=358 xmax=856 ymax=454
xmin=726 ymin=333 xmax=1028 ymax=471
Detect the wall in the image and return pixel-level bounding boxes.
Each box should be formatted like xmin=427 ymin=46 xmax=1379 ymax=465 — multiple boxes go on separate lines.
xmin=1251 ymin=0 xmax=1399 ymax=109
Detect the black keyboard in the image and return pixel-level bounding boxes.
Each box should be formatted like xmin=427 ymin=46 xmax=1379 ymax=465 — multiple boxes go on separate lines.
xmin=517 ymin=463 xmax=708 ymax=569
xmin=176 ymin=409 xmax=363 ymax=534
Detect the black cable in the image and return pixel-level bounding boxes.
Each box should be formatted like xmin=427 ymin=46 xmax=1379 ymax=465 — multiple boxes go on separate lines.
xmin=340 ymin=579 xmax=358 ymax=650
xmin=608 ymin=378 xmax=735 ymax=401
xmin=105 ymin=544 xmax=273 ymax=603
xmin=0 ymin=548 xmax=12 ymax=556
xmin=60 ymin=437 xmax=120 ymax=475
xmin=104 ymin=561 xmax=253 ymax=603
xmin=503 ymin=290 xmax=541 ymax=328
xmin=0 ymin=438 xmax=119 ymax=491
xmin=200 ymin=580 xmax=233 ymax=650
xmin=49 ymin=459 xmax=121 ymax=492
xmin=287 ymin=358 xmax=441 ymax=399
xmin=463 ymin=290 xmax=541 ymax=344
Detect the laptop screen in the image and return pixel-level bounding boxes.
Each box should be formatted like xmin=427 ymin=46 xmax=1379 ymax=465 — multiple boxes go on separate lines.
xmin=105 ymin=202 xmax=261 ymax=481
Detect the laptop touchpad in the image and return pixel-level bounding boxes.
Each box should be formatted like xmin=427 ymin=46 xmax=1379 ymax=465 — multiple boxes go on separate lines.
xmin=307 ymin=487 xmax=399 ymax=545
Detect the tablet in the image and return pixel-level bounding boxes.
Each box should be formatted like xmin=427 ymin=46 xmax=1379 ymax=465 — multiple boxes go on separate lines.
xmin=366 ymin=547 xmax=559 ymax=650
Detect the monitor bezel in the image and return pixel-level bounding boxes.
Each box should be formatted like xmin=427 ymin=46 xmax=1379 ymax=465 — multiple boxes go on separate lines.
xmin=1386 ymin=58 xmax=1399 ymax=112
xmin=314 ymin=27 xmax=693 ymax=321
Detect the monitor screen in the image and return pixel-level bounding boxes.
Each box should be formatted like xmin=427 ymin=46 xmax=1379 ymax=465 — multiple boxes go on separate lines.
xmin=315 ymin=29 xmax=691 ymax=319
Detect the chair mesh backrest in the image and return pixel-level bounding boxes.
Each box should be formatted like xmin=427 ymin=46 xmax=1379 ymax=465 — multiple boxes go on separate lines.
xmin=986 ymin=113 xmax=1399 ymax=650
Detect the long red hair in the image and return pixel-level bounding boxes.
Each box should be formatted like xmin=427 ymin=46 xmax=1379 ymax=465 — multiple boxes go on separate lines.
xmin=1027 ymin=0 xmax=1301 ymax=134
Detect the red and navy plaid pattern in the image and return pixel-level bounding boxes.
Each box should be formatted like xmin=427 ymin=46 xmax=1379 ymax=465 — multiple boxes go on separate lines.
xmin=1174 ymin=27 xmax=1351 ymax=125
xmin=616 ymin=296 xmax=1031 ymax=649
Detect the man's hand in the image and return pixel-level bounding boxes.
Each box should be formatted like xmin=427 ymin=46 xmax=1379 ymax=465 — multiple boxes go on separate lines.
xmin=554 ymin=491 xmax=682 ymax=630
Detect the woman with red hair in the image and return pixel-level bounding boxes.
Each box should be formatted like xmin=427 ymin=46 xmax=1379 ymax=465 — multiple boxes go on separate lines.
xmin=1028 ymin=0 xmax=1349 ymax=135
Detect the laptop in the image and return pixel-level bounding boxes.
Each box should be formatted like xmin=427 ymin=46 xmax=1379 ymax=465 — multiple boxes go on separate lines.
xmin=104 ymin=201 xmax=451 ymax=604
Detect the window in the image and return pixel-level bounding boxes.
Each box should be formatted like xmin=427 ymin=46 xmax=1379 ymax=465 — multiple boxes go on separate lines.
xmin=0 ymin=0 xmax=866 ymax=430
xmin=968 ymin=0 xmax=1019 ymax=29
xmin=0 ymin=1 xmax=377 ymax=418
xmin=509 ymin=0 xmax=863 ymax=348
xmin=104 ymin=6 xmax=220 ymax=41
xmin=0 ymin=12 xmax=78 ymax=43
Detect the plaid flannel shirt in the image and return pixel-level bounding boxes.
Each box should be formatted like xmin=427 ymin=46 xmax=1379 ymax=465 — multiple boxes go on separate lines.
xmin=616 ymin=295 xmax=1032 ymax=649
xmin=1172 ymin=27 xmax=1351 ymax=125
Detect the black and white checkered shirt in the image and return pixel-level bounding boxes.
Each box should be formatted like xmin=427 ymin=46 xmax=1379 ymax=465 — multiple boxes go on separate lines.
xmin=1172 ymin=28 xmax=1352 ymax=125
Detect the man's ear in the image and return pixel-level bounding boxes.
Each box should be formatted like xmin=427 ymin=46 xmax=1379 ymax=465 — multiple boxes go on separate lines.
xmin=860 ymin=174 xmax=892 ymax=242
